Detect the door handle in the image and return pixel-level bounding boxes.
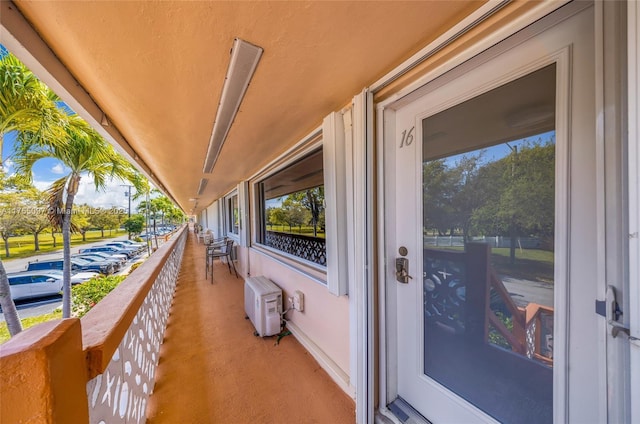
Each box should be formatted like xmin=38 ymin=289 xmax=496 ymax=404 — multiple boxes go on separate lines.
xmin=395 ymin=257 xmax=413 ymax=284
xmin=605 ymin=285 xmax=638 ymax=341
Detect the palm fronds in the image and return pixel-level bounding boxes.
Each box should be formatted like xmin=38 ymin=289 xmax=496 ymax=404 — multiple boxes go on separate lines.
xmin=45 ymin=176 xmax=67 ymax=231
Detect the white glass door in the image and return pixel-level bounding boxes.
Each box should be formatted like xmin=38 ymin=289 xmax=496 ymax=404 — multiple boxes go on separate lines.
xmin=386 ymin=4 xmax=602 ymax=423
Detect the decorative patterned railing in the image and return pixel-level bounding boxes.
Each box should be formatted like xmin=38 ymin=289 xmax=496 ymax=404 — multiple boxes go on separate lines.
xmin=84 ymin=227 xmax=187 ymax=423
xmin=423 ymin=248 xmax=467 ymax=334
xmin=423 ymin=243 xmax=553 ymax=365
xmin=265 ymin=231 xmax=326 ymax=266
xmin=0 ymin=227 xmax=188 ymax=423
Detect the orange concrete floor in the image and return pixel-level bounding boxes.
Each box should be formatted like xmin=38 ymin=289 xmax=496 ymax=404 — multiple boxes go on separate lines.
xmin=146 ymin=234 xmax=356 ymax=423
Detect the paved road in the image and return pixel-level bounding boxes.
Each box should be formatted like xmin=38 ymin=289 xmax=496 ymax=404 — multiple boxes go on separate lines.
xmin=1 ymin=296 xmax=63 ymax=321
xmin=501 ymin=277 xmax=554 ymax=308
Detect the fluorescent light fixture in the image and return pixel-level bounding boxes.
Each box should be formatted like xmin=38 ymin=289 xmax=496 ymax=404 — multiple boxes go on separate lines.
xmin=203 ymin=38 xmax=264 ymax=173
xmin=197 ymin=178 xmax=209 ymax=196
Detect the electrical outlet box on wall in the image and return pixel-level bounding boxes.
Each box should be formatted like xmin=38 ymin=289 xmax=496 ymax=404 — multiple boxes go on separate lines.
xmin=293 ymin=290 xmax=304 ymax=312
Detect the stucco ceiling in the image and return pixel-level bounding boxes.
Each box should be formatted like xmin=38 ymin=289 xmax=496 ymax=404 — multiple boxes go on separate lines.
xmin=12 ymin=0 xmax=485 ymax=213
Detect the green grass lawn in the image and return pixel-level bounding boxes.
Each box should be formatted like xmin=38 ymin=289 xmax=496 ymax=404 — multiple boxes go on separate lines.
xmin=266 ymin=224 xmax=325 ymax=238
xmin=0 ymin=310 xmax=63 ymax=344
xmin=426 ymin=245 xmax=554 ymax=283
xmin=1 ymin=229 xmax=128 ymax=260
xmin=490 ymin=247 xmax=554 ymax=283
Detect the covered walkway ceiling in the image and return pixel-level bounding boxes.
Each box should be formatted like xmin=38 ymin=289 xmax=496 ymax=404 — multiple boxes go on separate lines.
xmin=6 ymin=1 xmax=485 ymax=213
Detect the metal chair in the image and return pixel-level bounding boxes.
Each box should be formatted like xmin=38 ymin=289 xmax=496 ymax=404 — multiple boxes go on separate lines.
xmin=205 ymin=236 xmax=226 ymax=276
xmin=206 ymin=238 xmax=238 ymax=283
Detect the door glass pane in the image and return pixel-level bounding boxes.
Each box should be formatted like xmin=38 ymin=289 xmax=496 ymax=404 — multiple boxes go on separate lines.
xmin=422 ymin=64 xmax=555 ymax=423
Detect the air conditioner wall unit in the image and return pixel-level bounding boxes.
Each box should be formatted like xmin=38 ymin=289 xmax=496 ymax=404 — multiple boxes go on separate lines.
xmin=244 ymin=276 xmax=282 ymax=337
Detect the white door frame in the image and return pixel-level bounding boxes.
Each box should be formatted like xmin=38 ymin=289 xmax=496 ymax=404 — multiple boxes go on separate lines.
xmin=595 ymin=1 xmax=635 ymax=422
xmin=373 ymin=2 xmax=612 ymax=423
xmin=628 ymin=2 xmax=640 ymax=424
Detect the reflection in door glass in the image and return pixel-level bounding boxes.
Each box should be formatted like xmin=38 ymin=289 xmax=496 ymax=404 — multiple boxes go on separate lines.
xmin=422 ymin=64 xmax=555 ymax=423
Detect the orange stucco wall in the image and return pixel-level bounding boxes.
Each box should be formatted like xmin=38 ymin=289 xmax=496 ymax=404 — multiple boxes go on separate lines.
xmin=0 ymin=319 xmax=89 ymax=423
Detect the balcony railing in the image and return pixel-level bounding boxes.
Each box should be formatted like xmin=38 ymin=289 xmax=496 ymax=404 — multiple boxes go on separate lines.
xmin=264 ymin=230 xmax=326 ymax=266
xmin=0 ymin=225 xmax=187 ymax=423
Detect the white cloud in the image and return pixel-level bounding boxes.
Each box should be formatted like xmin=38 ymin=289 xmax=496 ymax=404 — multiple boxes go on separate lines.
xmin=74 ymin=176 xmax=141 ymax=212
xmin=33 ymin=178 xmax=53 ymax=192
xmin=3 ymin=158 xmax=13 ymax=169
xmin=51 ymin=163 xmax=65 ymax=174
xmin=32 ymin=176 xmax=141 ymax=212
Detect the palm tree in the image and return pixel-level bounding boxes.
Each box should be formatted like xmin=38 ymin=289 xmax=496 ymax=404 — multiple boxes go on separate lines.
xmin=137 ymin=197 xmax=160 ymax=250
xmin=0 ymin=260 xmax=21 ymax=335
xmin=14 ymin=116 xmax=141 ymax=318
xmin=0 ymin=168 xmax=23 ymax=335
xmin=130 ymin=174 xmax=152 ymax=254
xmin=0 ymin=52 xmax=67 ymax=154
xmin=0 ymin=51 xmax=66 ymax=337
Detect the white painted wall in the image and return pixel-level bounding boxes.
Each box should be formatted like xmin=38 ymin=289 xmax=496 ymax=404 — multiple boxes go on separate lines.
xmin=206 ymin=201 xmax=220 ymax=236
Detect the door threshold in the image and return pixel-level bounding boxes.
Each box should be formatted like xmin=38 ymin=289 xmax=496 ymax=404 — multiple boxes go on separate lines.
xmin=378 ymin=397 xmax=432 ymax=424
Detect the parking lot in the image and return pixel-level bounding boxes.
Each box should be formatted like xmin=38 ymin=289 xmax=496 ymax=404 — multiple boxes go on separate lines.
xmin=1 ymin=233 xmax=173 ymax=321
xmin=3 ymin=235 xmax=139 ymax=273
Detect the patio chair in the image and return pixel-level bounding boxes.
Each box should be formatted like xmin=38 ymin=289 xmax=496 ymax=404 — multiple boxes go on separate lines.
xmin=206 ymin=238 xmax=239 ymax=282
xmin=205 ymin=236 xmax=226 ymax=275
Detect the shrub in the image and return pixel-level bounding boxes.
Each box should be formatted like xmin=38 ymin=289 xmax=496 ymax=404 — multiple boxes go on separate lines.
xmin=129 ymin=262 xmax=143 ymax=273
xmin=488 ymin=311 xmax=514 ymax=350
xmin=71 ymin=275 xmax=126 ymax=318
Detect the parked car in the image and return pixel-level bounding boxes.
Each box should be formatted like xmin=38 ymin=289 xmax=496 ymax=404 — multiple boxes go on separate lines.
xmin=27 ymin=257 xmax=115 ymax=275
xmin=105 ymin=241 xmax=144 ymax=255
xmin=79 ymin=246 xmax=137 ymax=259
xmin=115 ymin=240 xmax=146 ymax=249
xmin=75 ymin=251 xmax=128 ymax=267
xmin=6 ymin=270 xmax=99 ymax=301
xmin=115 ymin=239 xmax=144 ymax=245
xmin=103 ymin=244 xmax=141 ymax=257
xmin=74 ymin=254 xmax=123 ymax=272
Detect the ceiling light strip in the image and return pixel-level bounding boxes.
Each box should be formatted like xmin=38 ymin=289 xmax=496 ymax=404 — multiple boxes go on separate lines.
xmin=197 ymin=178 xmax=209 ymax=195
xmin=203 ymin=38 xmax=264 ymax=173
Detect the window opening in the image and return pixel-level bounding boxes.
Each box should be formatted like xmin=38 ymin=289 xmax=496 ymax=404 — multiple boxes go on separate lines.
xmin=257 ymin=149 xmax=326 ymax=266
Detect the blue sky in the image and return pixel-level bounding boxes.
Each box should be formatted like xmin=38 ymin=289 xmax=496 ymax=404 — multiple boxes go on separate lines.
xmin=3 ymin=131 xmax=65 ymax=181
xmin=442 ymin=130 xmax=555 ymax=168
xmin=3 ymin=131 xmax=142 ymax=211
